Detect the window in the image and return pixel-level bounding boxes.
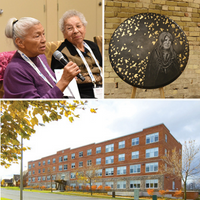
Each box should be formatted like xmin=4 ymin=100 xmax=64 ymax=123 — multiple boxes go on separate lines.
xmin=33 ymin=170 xmax=35 ymax=174
xmin=132 ymin=151 xmax=139 ymax=159
xmin=96 ymin=158 xmax=101 ymax=165
xmin=118 ymin=154 xmax=125 ymax=161
xmin=59 ymin=156 xmax=63 ymax=162
xmin=146 ymin=162 xmax=158 ymax=172
xmin=59 ymin=165 xmax=62 ymax=171
xmin=28 ymin=171 xmax=31 ymax=175
xmin=105 ymin=168 xmax=114 ymax=176
xmin=43 ymin=161 xmax=45 ymax=165
xmin=70 ymin=183 xmax=76 ymax=188
xmin=117 ymin=166 xmax=126 ymax=175
xmin=38 ymin=162 xmax=41 ymax=166
xmin=146 ymin=179 xmax=158 ymax=188
xmin=87 ymin=149 xmax=92 ymax=156
xmin=96 ymin=147 xmax=101 ymax=154
xmin=47 ymin=176 xmax=51 ymax=180
xmin=130 ymin=164 xmax=141 ymax=174
xmin=53 ymin=166 xmax=55 ymax=171
xmin=38 ymin=169 xmax=41 ymax=173
xmin=64 ymin=155 xmax=68 ymax=161
xmin=71 ymin=153 xmax=75 ymax=159
xmin=52 ymin=175 xmax=56 ymax=180
xmin=61 ymin=174 xmax=65 ymax=180
xmin=105 ymin=182 xmax=113 ymax=189
xmin=71 ymin=172 xmax=76 ymax=179
xmin=38 ymin=177 xmax=41 ymax=181
xmin=79 ymin=161 xmax=83 ymax=167
xmin=95 ymin=182 xmax=103 ymax=188
xmin=28 ymin=164 xmax=31 ymax=169
xmin=130 ymin=180 xmax=140 ymax=189
xmin=48 ymin=159 xmax=50 ymax=164
xmin=87 ymin=160 xmax=92 ymax=166
xmin=132 ymin=137 xmax=139 ymax=146
xmin=117 ymin=181 xmax=126 ymax=189
xmin=165 ymin=134 xmax=167 ymax=142
xmin=53 ymin=158 xmax=56 ymax=163
xmin=165 ymin=149 xmax=167 ymax=156
xmin=43 ymin=168 xmax=45 ymax=173
xmin=42 ymin=176 xmax=45 ymax=181
xmin=71 ymin=163 xmax=75 ymax=169
xmin=64 ymin=164 xmax=67 ymax=170
xmin=146 ymin=147 xmax=158 ymax=158
xmin=95 ymin=169 xmax=102 ymax=177
xmin=106 ymin=144 xmax=114 ymax=152
xmin=79 ymin=151 xmax=83 ymax=157
xmin=28 ymin=178 xmax=31 ymax=182
xmin=106 ymin=156 xmax=114 ymax=164
xmin=33 ymin=163 xmax=35 ymax=168
xmin=172 ymin=181 xmax=175 ymax=190
xmin=119 ymin=141 xmax=125 ymax=149
xmin=146 ymin=132 xmax=159 ymax=144
xmin=32 ymin=177 xmax=35 ymax=182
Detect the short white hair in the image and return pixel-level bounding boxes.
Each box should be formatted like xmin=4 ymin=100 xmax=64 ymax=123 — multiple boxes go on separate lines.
xmin=59 ymin=10 xmax=87 ymax=33
xmin=5 ymin=17 xmax=40 ymax=48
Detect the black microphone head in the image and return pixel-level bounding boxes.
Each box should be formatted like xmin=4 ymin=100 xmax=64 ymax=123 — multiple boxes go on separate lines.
xmin=53 ymin=50 xmax=64 ymax=61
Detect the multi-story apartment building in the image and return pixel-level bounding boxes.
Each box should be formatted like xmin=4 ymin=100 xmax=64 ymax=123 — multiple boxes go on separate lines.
xmin=27 ymin=124 xmax=182 ymax=191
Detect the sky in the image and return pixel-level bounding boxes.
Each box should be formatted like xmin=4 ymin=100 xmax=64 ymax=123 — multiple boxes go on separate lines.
xmin=1 ymin=99 xmax=200 ymax=180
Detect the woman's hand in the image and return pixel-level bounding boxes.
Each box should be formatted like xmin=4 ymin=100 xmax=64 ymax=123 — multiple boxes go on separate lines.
xmin=56 ymin=61 xmax=81 ymax=92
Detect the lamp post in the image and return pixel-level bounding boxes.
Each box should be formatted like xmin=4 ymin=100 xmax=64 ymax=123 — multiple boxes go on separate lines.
xmin=20 ymin=135 xmax=23 ymax=200
xmin=20 ymin=122 xmax=45 ymax=200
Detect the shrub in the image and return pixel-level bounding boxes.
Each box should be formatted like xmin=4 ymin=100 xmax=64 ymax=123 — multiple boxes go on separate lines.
xmin=104 ymin=186 xmax=111 ymax=191
xmin=97 ymin=185 xmax=103 ymax=190
xmin=91 ymin=185 xmax=97 ymax=191
xmin=174 ymin=190 xmax=182 ymax=199
xmin=147 ymin=189 xmax=154 ymax=196
xmin=41 ymin=185 xmax=46 ymax=190
xmin=85 ymin=185 xmax=90 ymax=191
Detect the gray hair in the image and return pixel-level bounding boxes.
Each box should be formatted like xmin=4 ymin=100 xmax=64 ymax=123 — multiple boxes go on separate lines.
xmin=59 ymin=10 xmax=87 ymax=33
xmin=5 ymin=17 xmax=40 ymax=48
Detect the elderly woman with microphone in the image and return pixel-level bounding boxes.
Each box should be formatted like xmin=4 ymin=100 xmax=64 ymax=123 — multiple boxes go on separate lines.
xmin=3 ymin=17 xmax=80 ymax=98
xmin=51 ymin=10 xmax=102 ymax=98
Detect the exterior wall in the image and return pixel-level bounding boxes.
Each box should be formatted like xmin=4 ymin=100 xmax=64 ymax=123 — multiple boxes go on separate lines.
xmin=104 ymin=0 xmax=200 ymax=98
xmin=27 ymin=124 xmax=182 ymax=191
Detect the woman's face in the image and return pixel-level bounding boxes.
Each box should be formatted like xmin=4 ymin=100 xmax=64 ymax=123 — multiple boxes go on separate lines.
xmin=18 ymin=23 xmax=46 ymax=57
xmin=63 ymin=16 xmax=86 ymax=46
xmin=163 ymin=36 xmax=171 ymax=50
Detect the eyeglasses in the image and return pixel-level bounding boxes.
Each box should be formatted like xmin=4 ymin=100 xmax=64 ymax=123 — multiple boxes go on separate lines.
xmin=65 ymin=24 xmax=83 ymax=33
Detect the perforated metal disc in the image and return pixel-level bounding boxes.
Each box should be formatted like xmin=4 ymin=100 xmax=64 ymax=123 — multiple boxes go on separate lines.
xmin=109 ymin=13 xmax=189 ymax=89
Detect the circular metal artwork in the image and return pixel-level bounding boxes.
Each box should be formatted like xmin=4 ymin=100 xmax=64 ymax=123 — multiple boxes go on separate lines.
xmin=109 ymin=13 xmax=189 ymax=89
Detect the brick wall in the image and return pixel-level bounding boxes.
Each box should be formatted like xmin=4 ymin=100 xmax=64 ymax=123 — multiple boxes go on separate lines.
xmin=104 ymin=0 xmax=200 ymax=98
xmin=27 ymin=124 xmax=182 ymax=190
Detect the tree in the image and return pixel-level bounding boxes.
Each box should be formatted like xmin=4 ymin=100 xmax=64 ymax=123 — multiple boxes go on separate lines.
xmin=0 ymin=100 xmax=97 ymax=168
xmin=160 ymin=140 xmax=200 ymax=200
xmin=76 ymin=165 xmax=102 ymax=196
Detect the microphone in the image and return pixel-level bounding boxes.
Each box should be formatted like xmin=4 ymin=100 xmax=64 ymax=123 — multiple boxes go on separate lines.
xmin=53 ymin=50 xmax=85 ymax=81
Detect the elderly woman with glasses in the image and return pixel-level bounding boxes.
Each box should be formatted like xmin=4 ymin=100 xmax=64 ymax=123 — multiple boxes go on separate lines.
xmin=3 ymin=17 xmax=80 ymax=98
xmin=51 ymin=10 xmax=102 ymax=98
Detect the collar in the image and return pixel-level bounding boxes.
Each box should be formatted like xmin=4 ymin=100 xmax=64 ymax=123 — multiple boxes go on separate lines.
xmin=64 ymin=39 xmax=94 ymax=56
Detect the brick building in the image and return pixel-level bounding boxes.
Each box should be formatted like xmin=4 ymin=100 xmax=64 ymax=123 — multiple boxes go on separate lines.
xmin=104 ymin=0 xmax=200 ymax=98
xmin=27 ymin=124 xmax=182 ymax=191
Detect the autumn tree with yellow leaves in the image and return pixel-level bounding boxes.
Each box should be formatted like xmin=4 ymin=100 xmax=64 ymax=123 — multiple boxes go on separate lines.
xmin=0 ymin=100 xmax=97 ymax=168
xmin=76 ymin=165 xmax=102 ymax=196
xmin=160 ymin=140 xmax=200 ymax=200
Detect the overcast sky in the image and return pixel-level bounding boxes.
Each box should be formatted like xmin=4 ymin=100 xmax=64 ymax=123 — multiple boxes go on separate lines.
xmin=1 ymin=99 xmax=200 ymax=180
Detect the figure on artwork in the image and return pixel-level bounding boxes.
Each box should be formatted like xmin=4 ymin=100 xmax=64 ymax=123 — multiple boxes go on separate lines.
xmin=145 ymin=32 xmax=180 ymax=88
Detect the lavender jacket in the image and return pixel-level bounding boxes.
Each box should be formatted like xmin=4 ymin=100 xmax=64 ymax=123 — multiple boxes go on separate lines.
xmin=3 ymin=51 xmax=63 ymax=98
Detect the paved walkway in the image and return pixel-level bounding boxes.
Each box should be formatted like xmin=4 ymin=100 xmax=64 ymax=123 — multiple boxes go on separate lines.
xmin=1 ymin=188 xmax=112 ymax=200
